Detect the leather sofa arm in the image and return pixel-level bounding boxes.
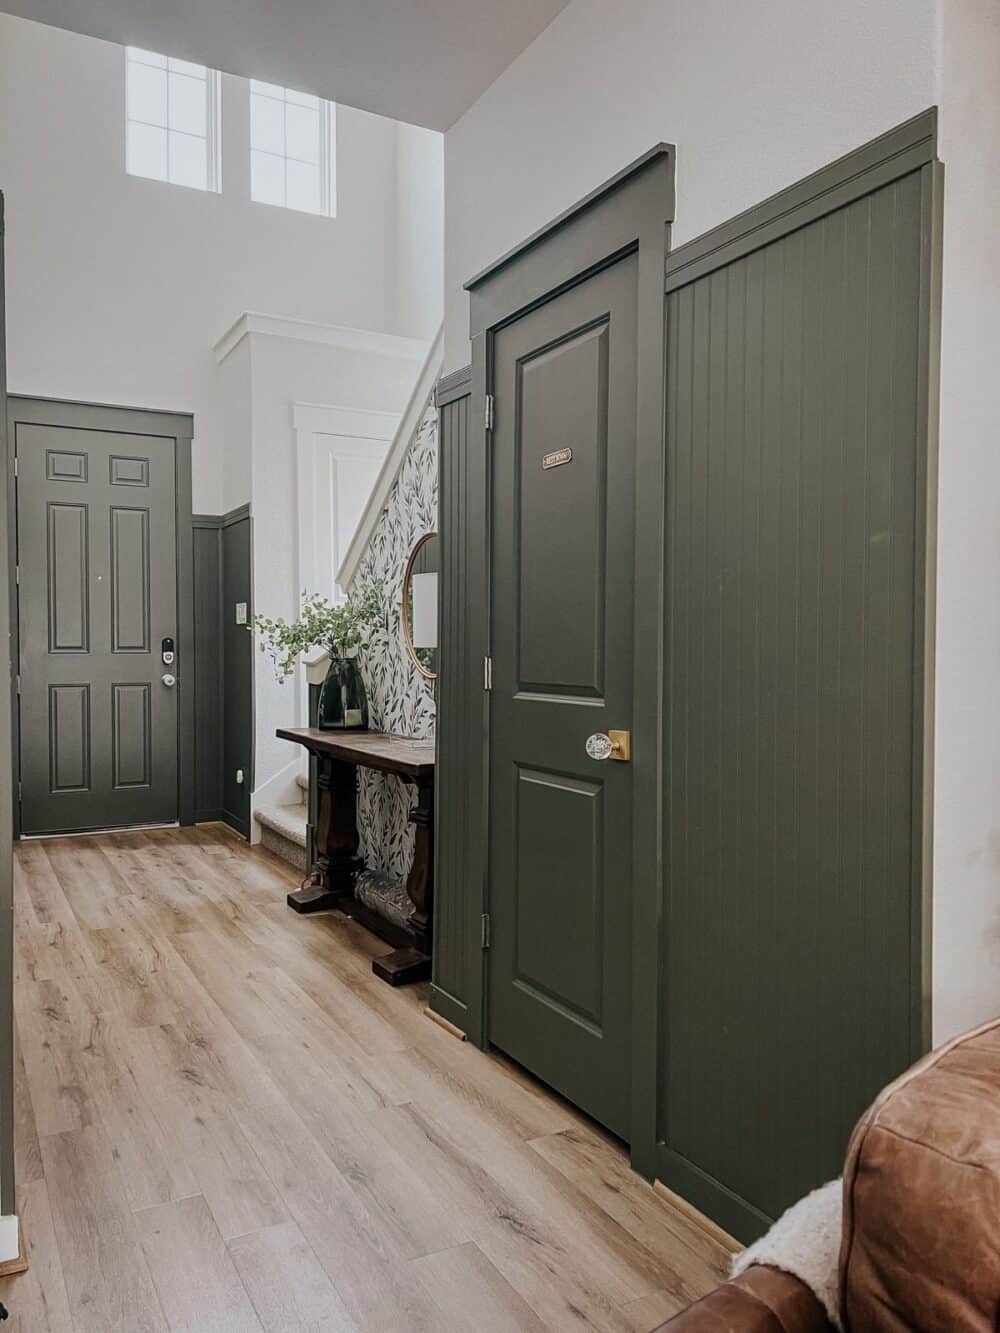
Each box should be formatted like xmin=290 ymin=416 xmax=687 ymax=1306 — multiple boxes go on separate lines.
xmin=655 ymin=1264 xmax=836 ymax=1333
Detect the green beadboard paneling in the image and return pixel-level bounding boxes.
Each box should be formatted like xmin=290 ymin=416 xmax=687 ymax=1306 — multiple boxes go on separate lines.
xmin=658 ymin=168 xmax=926 ymax=1228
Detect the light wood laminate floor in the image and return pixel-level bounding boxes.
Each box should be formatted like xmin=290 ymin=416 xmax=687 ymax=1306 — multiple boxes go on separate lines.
xmin=3 ymin=824 xmax=727 ymax=1331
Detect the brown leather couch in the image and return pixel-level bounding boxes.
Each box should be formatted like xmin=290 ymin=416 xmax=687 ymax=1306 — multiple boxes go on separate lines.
xmin=657 ymin=1016 xmax=1000 ymax=1332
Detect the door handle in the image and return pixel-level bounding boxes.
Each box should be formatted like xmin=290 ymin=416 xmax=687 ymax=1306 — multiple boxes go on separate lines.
xmin=161 ymin=673 xmax=176 ymax=688
xmin=585 ymin=730 xmax=631 ymax=762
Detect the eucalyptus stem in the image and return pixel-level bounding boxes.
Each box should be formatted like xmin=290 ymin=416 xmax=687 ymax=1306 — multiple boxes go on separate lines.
xmin=250 ymin=584 xmax=385 ymax=682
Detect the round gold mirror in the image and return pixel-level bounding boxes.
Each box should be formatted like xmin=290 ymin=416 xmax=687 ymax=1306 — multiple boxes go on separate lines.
xmin=401 ymin=531 xmax=439 ymax=679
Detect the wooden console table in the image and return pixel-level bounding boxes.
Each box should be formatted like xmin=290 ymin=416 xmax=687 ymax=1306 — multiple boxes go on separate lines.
xmin=275 ymin=728 xmax=435 ymax=985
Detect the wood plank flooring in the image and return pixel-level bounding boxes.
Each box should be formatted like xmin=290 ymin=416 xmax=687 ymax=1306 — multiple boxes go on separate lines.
xmin=2 ymin=825 xmax=728 ymax=1331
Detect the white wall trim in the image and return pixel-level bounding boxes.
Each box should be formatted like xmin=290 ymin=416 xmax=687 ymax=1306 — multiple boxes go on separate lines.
xmin=214 ymin=312 xmax=430 ymax=366
xmin=292 ymin=401 xmax=400 ymax=441
xmin=295 ymin=401 xmax=400 ymax=602
xmin=337 ymin=322 xmax=444 ymax=589
xmin=0 ymin=1214 xmax=22 ymax=1266
xmin=251 ymin=756 xmax=303 ymax=841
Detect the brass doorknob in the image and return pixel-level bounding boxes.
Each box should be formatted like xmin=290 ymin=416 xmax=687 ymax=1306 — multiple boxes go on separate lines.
xmin=585 ymin=730 xmax=631 ymax=762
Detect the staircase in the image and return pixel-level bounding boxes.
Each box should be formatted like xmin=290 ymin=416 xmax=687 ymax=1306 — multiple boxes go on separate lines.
xmin=255 ymin=773 xmax=310 ymax=871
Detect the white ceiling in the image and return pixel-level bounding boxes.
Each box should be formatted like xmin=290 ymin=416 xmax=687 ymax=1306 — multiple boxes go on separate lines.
xmin=0 ymin=0 xmax=570 ymax=130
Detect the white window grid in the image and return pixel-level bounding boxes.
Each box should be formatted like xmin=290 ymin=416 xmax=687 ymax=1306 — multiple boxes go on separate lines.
xmin=125 ymin=46 xmax=222 ymax=193
xmin=249 ymin=80 xmax=336 ymax=218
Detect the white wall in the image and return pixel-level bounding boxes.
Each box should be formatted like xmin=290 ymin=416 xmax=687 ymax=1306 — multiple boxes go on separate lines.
xmin=443 ymin=0 xmax=936 ymax=371
xmin=233 ymin=328 xmax=424 ymax=809
xmin=0 ymin=12 xmax=443 ymax=512
xmin=395 ymin=122 xmax=445 ymax=341
xmin=932 ymin=0 xmax=1000 ymax=1042
xmin=443 ymin=0 xmax=1000 ymax=1039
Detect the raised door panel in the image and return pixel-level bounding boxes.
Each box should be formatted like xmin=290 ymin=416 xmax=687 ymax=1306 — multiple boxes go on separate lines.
xmin=47 ymin=684 xmax=91 ymax=793
xmin=517 ymin=323 xmax=608 ymax=698
xmin=46 ymin=502 xmax=90 ymax=653
xmin=111 ymin=683 xmax=152 ymax=789
xmin=514 ymin=767 xmax=604 ymax=1029
xmin=110 ymin=506 xmax=151 ymax=652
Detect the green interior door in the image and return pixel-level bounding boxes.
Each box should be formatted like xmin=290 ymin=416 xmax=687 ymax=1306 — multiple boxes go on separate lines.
xmin=658 ymin=165 xmax=929 ymax=1234
xmin=17 ymin=422 xmax=179 ymax=834
xmin=488 ymin=253 xmax=638 ymax=1140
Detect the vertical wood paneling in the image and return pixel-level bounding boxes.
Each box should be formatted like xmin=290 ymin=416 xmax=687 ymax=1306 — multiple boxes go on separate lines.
xmin=432 ymin=379 xmax=479 ymax=1034
xmin=660 ymin=170 xmax=927 ymax=1231
xmin=192 ymin=519 xmax=223 ymax=821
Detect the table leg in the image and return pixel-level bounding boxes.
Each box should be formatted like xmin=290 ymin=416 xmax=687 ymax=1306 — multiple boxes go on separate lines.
xmin=372 ymin=773 xmax=433 ymax=985
xmin=288 ymin=756 xmax=360 ymax=913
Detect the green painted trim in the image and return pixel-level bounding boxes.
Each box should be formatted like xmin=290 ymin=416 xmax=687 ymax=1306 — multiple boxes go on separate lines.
xmin=655 ymin=1146 xmax=773 ymax=1244
xmin=434 ymin=365 xmax=472 ymax=408
xmin=193 ymin=518 xmax=224 ymax=824
xmin=428 ymin=983 xmax=469 ymax=1034
xmin=465 ymin=144 xmax=675 ymax=292
xmin=466 ymin=151 xmax=676 ymax=1108
xmin=913 ymin=158 xmax=943 ymax=1056
xmin=222 ymin=502 xmax=251 ymax=528
xmin=665 ymin=108 xmax=937 ymax=291
xmin=468 ymin=147 xmax=676 ymax=340
xmin=0 ymin=193 xmax=15 ymax=1216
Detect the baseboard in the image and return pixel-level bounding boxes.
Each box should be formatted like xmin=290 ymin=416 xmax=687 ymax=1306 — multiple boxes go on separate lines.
xmin=424 ymin=1006 xmax=467 ymax=1041
xmin=0 ymin=1215 xmax=26 ymax=1277
xmin=654 ymin=1143 xmax=771 ymax=1246
xmin=653 ymin=1179 xmax=743 ymax=1255
xmin=219 ymin=810 xmax=251 ymax=840
xmin=428 ymin=984 xmax=470 ymax=1038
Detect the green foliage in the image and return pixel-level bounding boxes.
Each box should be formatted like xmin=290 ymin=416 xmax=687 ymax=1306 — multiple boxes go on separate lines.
xmin=251 ymin=584 xmax=385 ymax=681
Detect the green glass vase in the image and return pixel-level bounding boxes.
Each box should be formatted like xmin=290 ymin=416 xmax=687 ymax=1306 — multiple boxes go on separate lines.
xmin=317 ymin=656 xmax=369 ymax=731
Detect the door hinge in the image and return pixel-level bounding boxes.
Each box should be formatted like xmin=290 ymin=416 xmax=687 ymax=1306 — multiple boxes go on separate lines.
xmin=15 ymin=675 xmax=20 ymax=696
xmin=14 ymin=566 xmax=19 ymax=587
xmin=12 ymin=456 xmax=17 ymax=477
xmin=483 ymin=655 xmax=493 ymax=690
xmin=484 ymin=394 xmax=494 ymax=431
xmin=481 ymin=913 xmax=491 ymax=950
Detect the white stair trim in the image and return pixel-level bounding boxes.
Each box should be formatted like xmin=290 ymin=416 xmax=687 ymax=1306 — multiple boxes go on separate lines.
xmin=255 ymin=802 xmax=308 ymax=848
xmin=337 ymin=322 xmax=443 ymax=590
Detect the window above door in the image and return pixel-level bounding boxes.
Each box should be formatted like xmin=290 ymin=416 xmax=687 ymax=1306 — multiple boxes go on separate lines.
xmin=249 ymin=81 xmax=337 ymax=218
xmin=125 ymin=47 xmax=222 ymax=193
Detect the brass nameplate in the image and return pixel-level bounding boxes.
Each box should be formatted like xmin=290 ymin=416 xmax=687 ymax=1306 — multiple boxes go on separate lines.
xmin=542 ymin=447 xmax=573 ymax=470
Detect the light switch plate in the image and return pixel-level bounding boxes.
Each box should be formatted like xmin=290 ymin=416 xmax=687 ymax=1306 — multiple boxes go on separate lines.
xmin=235 ymin=602 xmax=248 ymax=625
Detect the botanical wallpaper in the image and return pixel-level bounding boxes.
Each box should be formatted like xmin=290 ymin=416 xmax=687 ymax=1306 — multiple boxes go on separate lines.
xmin=349 ymin=398 xmax=437 ymax=881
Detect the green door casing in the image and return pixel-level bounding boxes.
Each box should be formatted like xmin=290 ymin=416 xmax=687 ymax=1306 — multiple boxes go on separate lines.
xmin=18 ymin=423 xmax=179 ymax=833
xmin=488 ymin=253 xmax=638 ymax=1140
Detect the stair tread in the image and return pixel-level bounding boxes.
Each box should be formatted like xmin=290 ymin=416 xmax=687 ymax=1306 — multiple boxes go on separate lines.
xmin=255 ymin=803 xmax=308 ymax=847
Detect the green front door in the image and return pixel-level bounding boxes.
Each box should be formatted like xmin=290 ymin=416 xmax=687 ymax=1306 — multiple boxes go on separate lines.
xmin=17 ymin=422 xmax=179 ymax=834
xmin=487 ymin=253 xmax=638 ymax=1139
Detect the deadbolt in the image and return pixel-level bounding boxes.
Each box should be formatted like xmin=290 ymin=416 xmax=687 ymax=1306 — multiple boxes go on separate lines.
xmin=585 ymin=730 xmax=631 ymax=762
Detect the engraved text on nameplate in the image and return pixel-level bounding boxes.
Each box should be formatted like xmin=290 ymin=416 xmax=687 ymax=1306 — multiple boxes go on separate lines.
xmin=542 ymin=447 xmax=573 ymax=470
